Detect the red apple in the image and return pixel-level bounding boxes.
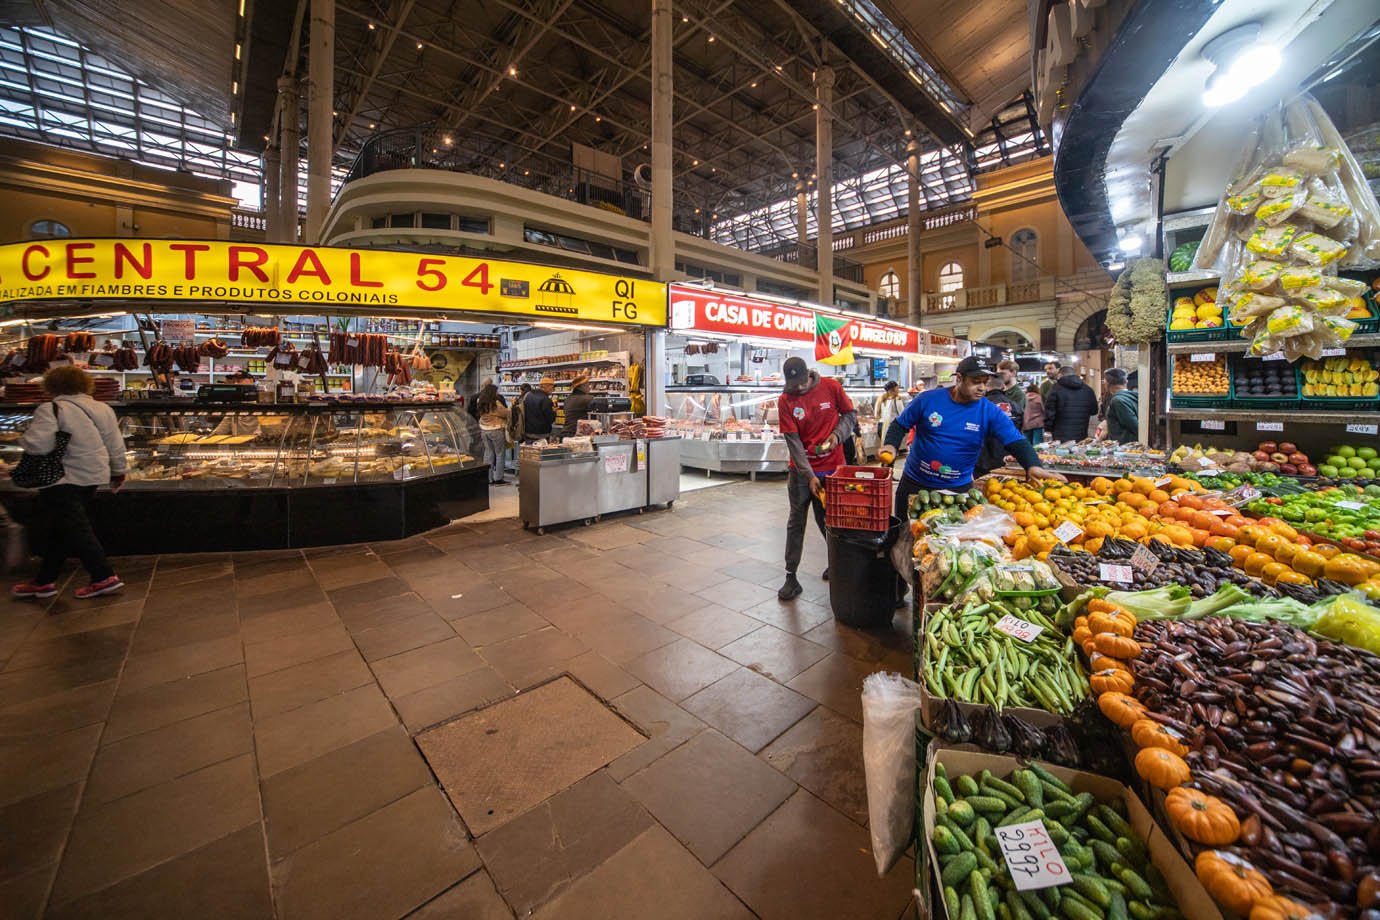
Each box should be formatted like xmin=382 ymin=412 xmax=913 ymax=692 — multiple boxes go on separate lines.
xmin=1298 ymin=464 xmax=1318 ymax=476
xmin=1279 ymin=442 xmax=1297 ymax=454
xmin=1271 ymin=452 xmax=1289 ymax=464
xmin=1253 ymin=450 xmax=1271 ymax=462
xmin=1258 ymin=441 xmax=1278 ymax=454
xmin=1280 ymin=463 xmax=1299 ymax=475
xmin=1287 ymin=452 xmax=1309 ymax=465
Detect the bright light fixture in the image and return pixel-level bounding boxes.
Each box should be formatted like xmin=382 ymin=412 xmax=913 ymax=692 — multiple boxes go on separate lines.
xmin=1119 ymin=235 xmax=1143 ymax=254
xmin=1201 ymin=23 xmax=1280 ymax=108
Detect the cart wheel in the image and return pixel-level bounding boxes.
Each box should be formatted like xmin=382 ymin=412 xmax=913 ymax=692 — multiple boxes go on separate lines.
xmin=584 ymin=518 xmax=594 ymax=526
xmin=536 ymin=526 xmax=546 ymax=536
xmin=637 ymin=507 xmax=645 ymax=514
xmin=668 ymin=500 xmax=675 ymax=508
xmin=521 ymin=521 xmax=530 ymax=531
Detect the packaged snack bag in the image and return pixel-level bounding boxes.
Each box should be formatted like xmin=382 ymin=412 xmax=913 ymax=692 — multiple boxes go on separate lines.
xmin=1246 ymin=222 xmax=1300 ymax=256
xmin=1265 ymin=304 xmax=1314 ymax=337
xmin=1260 ymin=166 xmax=1306 ymax=197
xmin=1282 ymin=144 xmax=1341 ymax=174
xmin=1239 ymin=259 xmax=1285 ymax=289
xmin=1290 ymin=231 xmax=1347 ymax=265
xmin=1278 ymin=266 xmax=1323 ymax=290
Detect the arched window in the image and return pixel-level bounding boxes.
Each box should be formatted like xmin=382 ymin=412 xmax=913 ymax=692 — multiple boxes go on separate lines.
xmin=878 ymin=269 xmax=899 ymax=299
xmin=1010 ymin=228 xmax=1038 ymax=282
xmin=29 ymin=219 xmax=70 ymax=239
xmin=938 ymin=261 xmax=964 ymax=292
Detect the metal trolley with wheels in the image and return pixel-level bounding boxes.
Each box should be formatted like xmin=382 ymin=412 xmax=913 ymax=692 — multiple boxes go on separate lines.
xmin=518 ymin=453 xmax=599 ymax=534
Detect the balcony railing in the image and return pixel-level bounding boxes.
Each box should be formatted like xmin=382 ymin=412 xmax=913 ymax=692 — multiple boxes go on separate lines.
xmin=758 ymin=242 xmax=865 ymax=283
xmin=231 ymin=209 xmax=266 ymax=230
xmin=924 ymin=277 xmax=1056 ymax=313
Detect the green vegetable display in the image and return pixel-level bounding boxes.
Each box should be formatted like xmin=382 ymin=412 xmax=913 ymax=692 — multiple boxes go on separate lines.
xmin=931 ymin=762 xmax=1185 ymax=920
xmin=922 ymin=595 xmax=1090 ymax=714
xmin=1246 ymin=482 xmax=1380 ymax=556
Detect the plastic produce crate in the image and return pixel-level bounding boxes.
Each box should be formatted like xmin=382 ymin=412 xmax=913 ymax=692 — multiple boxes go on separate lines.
xmin=1299 ymin=348 xmax=1380 ymax=411
xmin=824 ymin=465 xmax=892 ymax=532
xmin=1228 ymin=354 xmax=1300 ymax=409
xmin=1170 ymin=353 xmax=1232 ymax=408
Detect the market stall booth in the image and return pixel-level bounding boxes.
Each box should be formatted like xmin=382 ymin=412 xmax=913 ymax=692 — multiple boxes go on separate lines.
xmin=663 ymin=283 xmax=952 ymax=476
xmin=0 ymin=239 xmax=666 ymax=551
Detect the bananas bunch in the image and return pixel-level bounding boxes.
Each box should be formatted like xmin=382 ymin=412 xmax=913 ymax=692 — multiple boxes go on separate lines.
xmin=1301 ymin=355 xmax=1380 ymax=397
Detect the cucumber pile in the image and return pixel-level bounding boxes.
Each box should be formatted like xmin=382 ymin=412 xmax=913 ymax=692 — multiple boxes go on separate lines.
xmin=932 ymin=762 xmax=1185 ymax=920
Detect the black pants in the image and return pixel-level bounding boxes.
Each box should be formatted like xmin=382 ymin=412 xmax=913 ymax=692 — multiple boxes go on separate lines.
xmin=31 ymin=484 xmax=112 ymax=584
xmin=784 ymin=469 xmax=827 ymax=574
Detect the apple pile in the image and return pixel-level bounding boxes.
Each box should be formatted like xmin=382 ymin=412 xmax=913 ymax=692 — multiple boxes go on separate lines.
xmin=1318 ymin=443 xmax=1380 ymax=480
xmin=1251 ymin=440 xmax=1315 ymax=477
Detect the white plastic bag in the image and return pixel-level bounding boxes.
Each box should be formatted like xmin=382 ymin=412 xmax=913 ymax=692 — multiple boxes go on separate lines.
xmin=862 ymin=671 xmax=924 ymax=876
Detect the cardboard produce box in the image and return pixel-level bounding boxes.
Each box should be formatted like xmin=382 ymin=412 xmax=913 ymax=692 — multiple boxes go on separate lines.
xmin=920 ymin=743 xmax=1222 ymax=920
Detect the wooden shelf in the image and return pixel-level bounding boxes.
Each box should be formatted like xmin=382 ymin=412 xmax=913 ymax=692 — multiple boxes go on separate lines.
xmin=1167 ymin=407 xmax=1376 ymax=424
xmin=1166 ymin=333 xmax=1380 ymax=355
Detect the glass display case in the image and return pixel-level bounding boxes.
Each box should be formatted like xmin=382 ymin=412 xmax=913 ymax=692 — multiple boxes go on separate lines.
xmin=0 ymin=400 xmax=490 ymax=552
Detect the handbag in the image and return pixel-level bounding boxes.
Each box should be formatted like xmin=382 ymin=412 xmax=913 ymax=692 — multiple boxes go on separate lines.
xmin=12 ymin=401 xmax=69 ymax=489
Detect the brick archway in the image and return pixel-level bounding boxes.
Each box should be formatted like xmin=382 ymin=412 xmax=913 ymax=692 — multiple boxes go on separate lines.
xmin=1056 ymin=295 xmax=1106 ymax=352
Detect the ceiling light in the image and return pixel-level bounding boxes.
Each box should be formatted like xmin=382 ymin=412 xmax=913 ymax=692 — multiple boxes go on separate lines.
xmin=595 ymin=116 xmax=601 ymax=122
xmin=1201 ymin=23 xmax=1279 ymax=108
xmin=416 ymin=41 xmax=423 ymax=50
xmin=235 ymin=43 xmax=241 ymax=60
xmin=707 ymin=35 xmax=715 ymax=42
xmin=692 ymin=159 xmax=698 ymax=166
xmin=499 ymin=162 xmax=505 ymax=167
xmin=368 ymin=123 xmax=375 ymax=129
xmin=508 ymin=66 xmax=518 ymax=76
xmin=368 ymin=22 xmax=375 ymax=30
xmin=904 ymin=128 xmax=911 ymax=137
xmin=524 ymin=170 xmax=530 ymax=175
xmin=570 ymin=104 xmax=576 ymax=111
xmin=813 ymin=103 xmax=819 ymax=110
xmin=1118 ymin=235 xmax=1143 ymax=254
xmin=443 ymin=135 xmax=452 ymax=145
xmin=750 ymin=82 xmax=757 ymax=88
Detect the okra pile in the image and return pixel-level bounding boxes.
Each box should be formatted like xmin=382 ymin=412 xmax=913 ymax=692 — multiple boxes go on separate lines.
xmin=932 ymin=762 xmax=1185 ymax=920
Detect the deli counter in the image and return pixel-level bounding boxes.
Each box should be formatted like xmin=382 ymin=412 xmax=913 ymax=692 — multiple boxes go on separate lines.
xmin=0 ymin=400 xmax=490 ymax=552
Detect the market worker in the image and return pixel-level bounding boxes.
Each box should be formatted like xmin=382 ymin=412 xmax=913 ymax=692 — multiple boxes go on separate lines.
xmin=562 ymin=375 xmax=594 ymax=437
xmin=1098 ymin=368 xmax=1139 ymax=444
xmin=776 ymin=356 xmax=856 ymax=602
xmin=877 ymin=355 xmax=1066 ymax=520
xmin=521 ymin=376 xmax=558 ymax=442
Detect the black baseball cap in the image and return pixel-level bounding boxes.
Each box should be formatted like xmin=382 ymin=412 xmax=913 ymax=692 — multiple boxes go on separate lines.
xmin=782 ymin=357 xmax=809 ymax=383
xmin=955 ymin=355 xmax=996 ymax=377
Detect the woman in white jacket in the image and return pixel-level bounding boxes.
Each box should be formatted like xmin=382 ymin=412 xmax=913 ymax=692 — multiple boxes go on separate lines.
xmin=12 ymin=366 xmax=128 ymax=600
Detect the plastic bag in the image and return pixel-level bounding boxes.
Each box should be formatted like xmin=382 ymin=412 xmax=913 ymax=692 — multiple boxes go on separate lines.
xmin=861 ymin=672 xmax=923 ymax=876
xmin=1313 ymin=592 xmax=1380 ymax=655
xmin=918 ymin=536 xmax=1002 ymax=600
xmin=926 ymin=503 xmax=1015 ymax=548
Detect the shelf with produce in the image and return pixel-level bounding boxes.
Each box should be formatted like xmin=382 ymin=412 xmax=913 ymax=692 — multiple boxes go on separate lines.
xmin=499 ymin=352 xmax=629 ymax=373
xmin=1165 ymin=331 xmax=1380 ymax=354
xmin=1166 ymin=407 xmax=1380 ymax=426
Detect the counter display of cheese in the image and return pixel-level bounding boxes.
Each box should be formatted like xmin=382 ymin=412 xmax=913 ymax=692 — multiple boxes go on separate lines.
xmin=0 ymin=400 xmax=490 ymax=552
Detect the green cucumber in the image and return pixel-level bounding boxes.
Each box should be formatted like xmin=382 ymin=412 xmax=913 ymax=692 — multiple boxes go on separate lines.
xmin=1013 ymin=770 xmax=1044 ymax=809
xmin=1115 ymin=836 xmax=1148 ymax=868
xmin=997 ymin=806 xmax=1034 ymax=827
xmin=935 ymin=774 xmax=957 ymax=805
xmin=942 ymin=852 xmax=979 ymax=888
xmin=939 ymin=816 xmax=977 ymax=852
xmin=981 ymin=772 xmax=1027 ymax=802
xmin=1008 ymin=889 xmax=1034 ymax=920
xmin=975 ymin=818 xmax=994 ymax=854
xmin=1085 ymin=814 xmax=1117 ymax=845
xmin=1097 ymin=805 xmax=1135 ymax=840
xmin=934 ymin=825 xmax=962 ymax=856
xmin=1041 ymin=781 xmax=1076 ymax=805
xmin=1061 ymin=890 xmax=1105 ymax=919
xmin=1060 ymin=897 xmax=1104 ymax=920
xmin=1089 ymin=840 xmax=1123 ymax=872
xmin=949 ymin=800 xmax=977 ymax=827
xmin=971 ymin=871 xmax=996 ymax=920
xmin=1108 ymin=893 xmax=1129 ymax=920
xmin=1127 ymin=901 xmax=1156 ymax=920
xmin=999 ymin=905 xmax=1013 ymax=920
xmin=967 ymin=795 xmax=1009 ymax=815
xmin=955 ymin=775 xmax=982 ymax=797
xmin=945 ymin=886 xmax=962 ymax=919
xmin=1021 ymin=891 xmax=1052 ymax=920
xmin=1045 ymin=820 xmax=1070 ymax=845
xmin=1070 ymin=874 xmax=1112 ymax=909
xmin=1040 ymin=887 xmax=1062 ymax=911
xmin=1064 ymin=793 xmax=1096 ymax=827
xmin=1028 ymin=763 xmax=1072 ymax=795
xmin=961 ymin=894 xmax=977 ymax=920
xmin=1117 ymin=868 xmax=1154 ymax=901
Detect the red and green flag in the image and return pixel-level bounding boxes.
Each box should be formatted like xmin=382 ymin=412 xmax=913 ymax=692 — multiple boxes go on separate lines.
xmin=815 ymin=314 xmax=854 ymax=365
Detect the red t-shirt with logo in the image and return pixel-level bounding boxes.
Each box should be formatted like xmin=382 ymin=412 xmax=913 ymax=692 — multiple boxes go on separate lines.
xmin=778 ymin=376 xmax=854 ymax=473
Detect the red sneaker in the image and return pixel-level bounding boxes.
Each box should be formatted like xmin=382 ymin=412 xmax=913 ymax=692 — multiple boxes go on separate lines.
xmin=11 ymin=582 xmax=57 ymax=599
xmin=74 ymin=576 xmax=123 ymax=599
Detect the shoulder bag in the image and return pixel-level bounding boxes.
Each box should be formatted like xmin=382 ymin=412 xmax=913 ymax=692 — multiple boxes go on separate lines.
xmin=12 ymin=401 xmax=69 ymax=489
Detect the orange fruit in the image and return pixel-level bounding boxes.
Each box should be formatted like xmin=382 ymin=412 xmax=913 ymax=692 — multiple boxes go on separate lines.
xmin=1090 ymin=477 xmax=1114 ymax=495
xmin=1148 ymin=489 xmax=1171 ymax=505
xmin=1274 ymin=542 xmax=1299 ymax=565
xmin=1131 ymin=478 xmax=1155 ymax=496
xmin=1189 ymin=528 xmax=1211 ymax=547
xmin=1260 ymin=562 xmax=1290 ymax=585
xmin=1206 ymin=536 xmax=1235 ymax=553
xmin=1157 ymin=501 xmax=1181 ymax=520
xmin=1244 ymin=552 xmax=1274 ymax=576
xmin=1228 ymin=545 xmax=1254 ymax=567
xmin=1314 ymin=543 xmax=1342 ymax=560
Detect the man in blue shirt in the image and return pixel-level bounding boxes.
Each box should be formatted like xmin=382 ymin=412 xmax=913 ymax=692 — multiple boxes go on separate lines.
xmin=878 ymin=355 xmax=1065 ymax=520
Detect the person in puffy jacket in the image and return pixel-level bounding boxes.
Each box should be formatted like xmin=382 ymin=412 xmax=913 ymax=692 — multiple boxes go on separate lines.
xmin=12 ymin=366 xmax=127 ymax=600
xmin=561 ymin=376 xmax=594 ymax=437
xmin=1022 ymin=384 xmax=1045 ymax=445
xmin=1042 ymin=365 xmax=1099 ymax=442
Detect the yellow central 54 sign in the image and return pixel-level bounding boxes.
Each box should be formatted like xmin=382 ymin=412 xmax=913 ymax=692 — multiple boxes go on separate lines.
xmin=0 ymin=239 xmax=666 ymax=327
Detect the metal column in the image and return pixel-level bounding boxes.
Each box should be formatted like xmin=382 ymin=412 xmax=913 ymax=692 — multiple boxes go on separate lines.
xmin=815 ymin=67 xmax=834 ymax=306
xmin=906 ymin=138 xmax=923 ymax=328
xmin=264 ymin=143 xmax=281 ymax=242
xmin=796 ymin=179 xmax=809 ymax=251
xmin=278 ymin=77 xmax=300 ymax=243
xmin=649 ymin=0 xmax=674 ymax=281
xmin=305 ymin=0 xmax=334 ymax=244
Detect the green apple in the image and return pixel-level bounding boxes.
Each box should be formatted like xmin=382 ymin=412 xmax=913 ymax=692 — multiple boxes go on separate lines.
xmin=1358 ymin=468 xmax=1376 ymax=480
xmin=1348 ymin=457 xmax=1368 ymax=470
xmin=1337 ymin=445 xmax=1357 ymax=458
xmin=1338 ymin=468 xmax=1356 ymax=478
xmin=1359 ymin=446 xmax=1378 ymax=460
xmin=1325 ymin=455 xmax=1347 ymax=469
xmin=1319 ymin=464 xmax=1340 ymax=477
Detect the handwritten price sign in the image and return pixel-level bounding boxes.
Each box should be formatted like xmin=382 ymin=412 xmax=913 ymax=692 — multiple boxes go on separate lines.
xmin=995 ymin=820 xmax=1070 ymax=891
xmin=1099 ymin=563 xmax=1134 ymax=584
xmin=994 ymin=614 xmax=1044 ymax=643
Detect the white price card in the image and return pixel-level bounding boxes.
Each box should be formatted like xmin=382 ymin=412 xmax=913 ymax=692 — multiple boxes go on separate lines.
xmin=1256 ymin=422 xmax=1284 ymax=432
xmin=1337 ymin=500 xmax=1366 ymax=511
xmin=1346 ymin=424 xmax=1379 ymax=436
xmin=1129 ymin=543 xmax=1160 ymax=575
xmin=1262 ymin=352 xmax=1286 ymax=362
xmin=994 ymin=820 xmax=1070 ymax=891
xmin=1202 ymin=420 xmax=1226 ymax=431
xmin=1209 ymin=508 xmax=1232 ymax=516
xmin=994 ymin=614 xmax=1045 ymax=643
xmin=698 ymin=431 xmax=711 ymax=441
xmin=1320 ymin=348 xmax=1347 ymax=358
xmin=1155 ymin=476 xmax=1173 ymax=487
xmin=1190 ymin=353 xmax=1216 ymax=363
xmin=1099 ymin=563 xmax=1134 ymax=584
xmin=1198 ymin=457 xmax=1217 ymax=468
xmin=1051 ymin=520 xmax=1083 ymax=544
xmin=602 ymin=451 xmax=629 ymax=474
xmin=1240 ymin=486 xmax=1261 ymax=501
xmin=1196 ymin=468 xmax=1218 ymax=477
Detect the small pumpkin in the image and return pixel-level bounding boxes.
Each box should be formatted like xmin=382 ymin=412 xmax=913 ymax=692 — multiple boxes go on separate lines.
xmin=1089 ymin=668 xmax=1134 ymax=695
xmin=1249 ymin=896 xmax=1320 ymax=920
xmin=1088 ymin=651 xmax=1131 ymax=674
xmin=1168 ymin=789 xmax=1240 ymax=845
xmin=1135 ymin=747 xmax=1191 ymax=790
xmin=1098 ymin=691 xmax=1147 ymax=727
xmin=1195 ymin=850 xmax=1272 ymax=914
xmin=1088 ymin=607 xmax=1137 ymax=637
xmin=1092 ymin=632 xmax=1142 ymax=660
xmin=1130 ymin=718 xmax=1188 ymax=757
xmin=1074 ymin=615 xmax=1089 ymax=630
xmin=1072 ymin=624 xmax=1093 ymax=647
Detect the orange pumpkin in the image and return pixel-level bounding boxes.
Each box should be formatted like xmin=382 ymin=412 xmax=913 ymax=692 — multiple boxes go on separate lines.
xmin=1130 ymin=718 xmax=1189 ymax=757
xmin=1092 ymin=633 xmax=1142 ymax=660
xmin=1135 ymin=747 xmax=1191 ymax=790
xmin=1089 ymin=668 xmax=1135 ymax=695
xmin=1072 ymin=624 xmax=1093 ymax=647
xmin=1088 ymin=608 xmax=1136 ymax=638
xmin=1168 ymin=789 xmax=1240 ymax=845
xmin=1098 ymin=691 xmax=1147 ymax=727
xmin=1249 ymin=896 xmax=1320 ymax=920
xmin=1195 ymin=850 xmax=1272 ymax=915
xmin=1088 ymin=652 xmax=1131 ymax=673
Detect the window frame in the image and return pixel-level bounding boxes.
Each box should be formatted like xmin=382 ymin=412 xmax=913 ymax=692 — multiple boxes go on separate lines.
xmin=28 ymin=218 xmax=71 ymax=239
xmin=937 ymin=261 xmax=964 ymax=293
xmin=878 ymin=269 xmax=900 ymax=299
xmin=1009 ymin=228 xmax=1039 ymax=283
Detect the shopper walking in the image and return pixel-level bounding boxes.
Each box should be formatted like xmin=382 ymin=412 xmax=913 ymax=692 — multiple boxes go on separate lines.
xmin=1042 ymin=365 xmax=1099 ymax=442
xmin=562 ymin=375 xmax=594 ymax=436
xmin=521 ymin=377 xmax=557 ymax=442
xmin=875 ymin=381 xmax=906 ymax=439
xmin=473 ymin=382 xmax=510 ymax=484
xmin=11 ymin=366 xmax=127 ymax=600
xmin=1023 ymin=384 xmax=1045 ymax=446
xmin=776 ymin=357 xmax=856 ymax=601
xmin=1039 ymin=361 xmax=1060 ymax=399
xmin=1099 ymin=368 xmax=1140 ymax=444
xmin=996 ymin=360 xmax=1026 ymax=423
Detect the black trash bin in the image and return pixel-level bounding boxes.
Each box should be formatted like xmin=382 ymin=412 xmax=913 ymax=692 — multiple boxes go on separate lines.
xmin=826 ymin=516 xmax=904 ymax=628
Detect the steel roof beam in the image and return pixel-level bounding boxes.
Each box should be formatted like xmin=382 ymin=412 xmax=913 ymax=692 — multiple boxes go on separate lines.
xmin=333 ymin=0 xmax=416 ymax=145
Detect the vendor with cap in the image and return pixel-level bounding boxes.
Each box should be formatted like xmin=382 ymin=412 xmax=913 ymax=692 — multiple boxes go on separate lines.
xmin=521 ymin=376 xmax=558 ymax=442
xmin=776 ymin=356 xmax=856 ymax=601
xmin=562 ymin=375 xmax=594 ymax=436
xmin=878 ymin=355 xmax=1065 ymax=520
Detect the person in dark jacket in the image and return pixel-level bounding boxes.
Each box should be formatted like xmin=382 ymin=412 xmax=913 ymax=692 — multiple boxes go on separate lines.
xmin=1099 ymin=368 xmax=1139 ymax=444
xmin=1043 ymin=366 xmax=1099 ymax=442
xmin=521 ymin=377 xmax=558 ymax=442
xmin=562 ymin=376 xmax=594 ymax=436
xmin=975 ymin=388 xmax=1018 ymax=478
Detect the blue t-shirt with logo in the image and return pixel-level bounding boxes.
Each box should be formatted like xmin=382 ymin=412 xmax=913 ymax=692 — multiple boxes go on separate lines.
xmin=897 ymin=387 xmax=1024 ymax=488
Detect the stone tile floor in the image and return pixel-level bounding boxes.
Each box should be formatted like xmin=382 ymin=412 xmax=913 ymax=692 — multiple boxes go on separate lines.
xmin=0 ymin=478 xmax=917 ymax=919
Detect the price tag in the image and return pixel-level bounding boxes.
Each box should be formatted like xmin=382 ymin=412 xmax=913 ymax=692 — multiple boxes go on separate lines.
xmin=346 ymin=337 xmax=360 ymax=347
xmin=1209 ymin=508 xmax=1232 ymax=516
xmin=298 ymin=354 xmax=313 ymax=368
xmin=1321 ymin=348 xmax=1347 ymax=358
xmin=1337 ymin=500 xmax=1366 ymax=511
xmin=323 ymin=477 xmax=336 ymax=484
xmin=1129 ymin=543 xmax=1159 ymax=575
xmin=1346 ymin=424 xmax=1378 ymax=436
xmin=1154 ymin=476 xmax=1173 ymax=487
xmin=1256 ymin=422 xmax=1283 ymax=432
xmin=1052 ymin=521 xmax=1083 ymax=544
xmin=91 ymin=353 xmax=115 ymax=367
xmin=698 ymin=431 xmax=711 ymax=441
xmin=1197 ymin=457 xmax=1217 ymax=468
xmin=602 ymin=451 xmax=629 ymax=474
xmin=1202 ymin=420 xmax=1226 ymax=431
xmin=1197 ymin=469 xmax=1218 ymax=477
xmin=994 ymin=820 xmax=1069 ymax=891
xmin=1240 ymin=486 xmax=1261 ymax=500
xmin=1262 ymin=352 xmax=1286 ymax=361
xmin=274 ymin=353 xmax=294 ymax=366
xmin=994 ymin=614 xmax=1044 ymax=643
xmin=1190 ymin=353 xmax=1216 ymax=363
xmin=1099 ymin=563 xmax=1134 ymax=584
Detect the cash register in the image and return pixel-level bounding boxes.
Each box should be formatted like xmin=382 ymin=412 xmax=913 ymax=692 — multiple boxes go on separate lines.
xmin=195 ymin=383 xmax=259 ymax=403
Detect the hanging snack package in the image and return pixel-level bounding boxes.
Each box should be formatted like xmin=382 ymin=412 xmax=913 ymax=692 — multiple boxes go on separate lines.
xmin=1257 ymin=188 xmax=1307 ymax=225
xmin=1229 ymin=290 xmax=1286 ymax=323
xmin=1259 ymin=165 xmax=1306 ymax=197
xmin=1266 ymin=304 xmax=1314 ymax=338
xmin=1293 ymin=285 xmax=1349 ymax=314
xmin=1290 ymin=230 xmax=1348 ymax=266
xmin=1246 ymin=222 xmax=1300 ymax=257
xmin=1330 ymin=276 xmax=1369 ymax=298
xmin=1282 ymin=144 xmax=1342 ymax=174
xmin=1278 ymin=265 xmax=1323 ymax=290
xmin=1240 ymin=259 xmax=1285 ymax=289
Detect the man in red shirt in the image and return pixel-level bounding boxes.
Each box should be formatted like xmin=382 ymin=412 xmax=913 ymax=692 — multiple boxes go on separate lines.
xmin=776 ymin=356 xmax=856 ymax=601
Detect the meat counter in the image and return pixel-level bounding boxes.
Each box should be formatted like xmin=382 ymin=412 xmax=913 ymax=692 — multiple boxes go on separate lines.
xmin=0 ymin=400 xmax=490 ymax=552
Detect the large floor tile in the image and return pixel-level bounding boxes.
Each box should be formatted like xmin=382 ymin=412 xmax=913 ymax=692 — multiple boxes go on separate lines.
xmin=0 ymin=783 xmax=81 ymax=886
xmin=786 ymin=652 xmax=885 ymax=723
xmin=477 ymin=627 xmax=588 ymax=690
xmin=393 ymin=667 xmax=515 ymax=734
xmin=681 ymin=667 xmax=816 ymax=753
xmin=118 ymin=634 xmax=243 ymax=695
xmin=371 ymin=636 xmax=485 ymax=700
xmin=606 ymin=686 xmax=706 ymax=781
xmin=450 ymin=602 xmax=548 ymax=646
xmin=718 ymin=624 xmax=831 ymax=682
xmin=693 ymin=576 xmax=777 ymax=612
xmin=759 ymin=706 xmax=869 ymax=826
xmin=254 ymin=682 xmax=398 ymax=778
xmin=0 ymin=679 xmax=118 ymax=741
xmin=103 ymin=665 xmax=247 ymax=743
xmin=623 ymin=638 xmax=738 ymax=702
xmin=408 ymin=871 xmax=514 ymax=920
xmin=243 ymin=622 xmax=355 ymax=678
xmin=0 ymin=723 xmax=101 ymax=807
xmin=712 ymin=789 xmax=915 ymax=920
xmin=742 ymin=596 xmax=836 ymax=635
xmin=247 ymin=648 xmax=375 ymax=720
xmin=665 ymin=604 xmax=762 ymax=650
xmin=351 ymin=610 xmax=458 ymax=662
xmin=620 ymin=729 xmax=796 ymax=865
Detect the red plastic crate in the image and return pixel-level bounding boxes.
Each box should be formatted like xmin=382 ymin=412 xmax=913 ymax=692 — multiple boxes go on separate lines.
xmin=824 ymin=466 xmax=893 ymax=532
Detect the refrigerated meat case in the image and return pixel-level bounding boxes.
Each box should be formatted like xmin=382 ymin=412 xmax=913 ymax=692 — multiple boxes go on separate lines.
xmin=0 ymin=400 xmax=490 ymax=552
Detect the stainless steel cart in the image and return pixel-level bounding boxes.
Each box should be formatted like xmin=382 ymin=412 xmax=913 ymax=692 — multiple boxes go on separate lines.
xmin=595 ymin=440 xmax=647 ymax=517
xmin=645 ymin=436 xmax=681 ymax=507
xmin=519 ymin=454 xmax=600 ymax=534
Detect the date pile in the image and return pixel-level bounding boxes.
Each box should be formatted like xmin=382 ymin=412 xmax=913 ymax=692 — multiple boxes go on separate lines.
xmin=1051 ymin=540 xmax=1275 ymax=598
xmin=1132 ymin=617 xmax=1380 ymax=915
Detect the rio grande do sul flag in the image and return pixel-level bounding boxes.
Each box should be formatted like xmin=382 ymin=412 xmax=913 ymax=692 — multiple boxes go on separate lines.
xmin=815 ymin=313 xmax=854 ymax=365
